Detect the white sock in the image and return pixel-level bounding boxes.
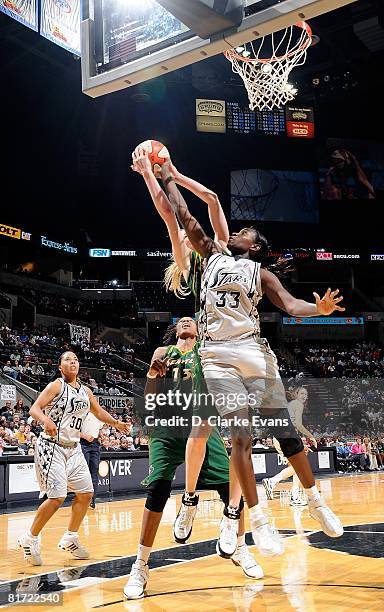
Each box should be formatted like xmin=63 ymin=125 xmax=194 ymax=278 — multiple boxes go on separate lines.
xmin=237 ymin=534 xmax=245 ymax=548
xmin=305 ymin=485 xmax=321 ymax=504
xmin=291 ymin=474 xmax=301 ymax=498
xmin=137 ymin=544 xmax=151 ymax=564
xmin=249 ymin=504 xmax=265 ymax=521
xmin=28 ymin=530 xmax=38 ymax=540
xmin=270 ymin=466 xmax=295 ymax=487
xmin=65 ymin=530 xmax=78 ymax=537
xmin=185 ymin=491 xmax=196 ymax=500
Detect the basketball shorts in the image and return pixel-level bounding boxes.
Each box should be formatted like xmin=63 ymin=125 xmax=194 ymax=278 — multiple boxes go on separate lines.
xmin=199 ymin=337 xmax=288 ymax=418
xmin=35 ymin=437 xmax=93 ymax=499
xmin=142 ymin=429 xmax=229 ymax=487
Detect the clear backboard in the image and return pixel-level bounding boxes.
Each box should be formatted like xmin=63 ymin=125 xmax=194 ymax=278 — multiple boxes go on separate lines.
xmin=81 ymin=0 xmax=357 ymax=98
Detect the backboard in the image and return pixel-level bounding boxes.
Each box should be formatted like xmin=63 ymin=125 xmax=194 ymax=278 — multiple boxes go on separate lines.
xmin=81 ymin=0 xmax=357 ymax=98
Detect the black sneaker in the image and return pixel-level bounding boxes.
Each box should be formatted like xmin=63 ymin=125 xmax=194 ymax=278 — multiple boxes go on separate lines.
xmin=90 ymin=497 xmax=96 ymax=509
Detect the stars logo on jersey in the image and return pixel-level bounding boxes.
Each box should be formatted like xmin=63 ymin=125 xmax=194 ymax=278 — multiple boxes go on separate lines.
xmin=67 ymin=397 xmax=89 ymax=414
xmin=215 ymin=271 xmax=249 ymax=286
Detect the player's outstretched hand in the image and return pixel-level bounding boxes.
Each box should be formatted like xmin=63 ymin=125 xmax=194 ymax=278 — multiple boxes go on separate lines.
xmin=43 ymin=417 xmax=57 ymax=437
xmin=313 ymin=288 xmax=345 ymax=315
xmin=148 ymin=358 xmax=168 ymax=378
xmin=131 ymin=147 xmax=152 ymax=175
xmin=115 ymin=421 xmax=131 ymax=435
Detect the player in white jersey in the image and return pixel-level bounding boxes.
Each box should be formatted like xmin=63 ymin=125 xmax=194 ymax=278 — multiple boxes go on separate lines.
xmin=161 ymin=161 xmax=344 ymax=555
xmin=18 ymin=351 xmax=130 ymax=566
xmin=263 ymin=387 xmax=318 ymax=505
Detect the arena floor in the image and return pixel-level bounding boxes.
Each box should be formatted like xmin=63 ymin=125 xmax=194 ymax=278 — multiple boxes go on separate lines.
xmin=1 ymin=473 xmax=383 ymax=610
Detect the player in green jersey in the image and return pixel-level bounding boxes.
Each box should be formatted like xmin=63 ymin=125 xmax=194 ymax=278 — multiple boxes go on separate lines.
xmin=124 ymin=317 xmax=263 ymax=600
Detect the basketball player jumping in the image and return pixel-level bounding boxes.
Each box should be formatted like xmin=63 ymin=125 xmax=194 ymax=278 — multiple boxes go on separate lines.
xmin=263 ymin=386 xmax=317 ymax=504
xmin=131 ymin=148 xmax=245 ymax=554
xmin=124 ymin=317 xmax=263 ymax=600
xmin=18 ymin=351 xmax=130 ymax=566
xmin=160 ymin=160 xmax=344 ymax=552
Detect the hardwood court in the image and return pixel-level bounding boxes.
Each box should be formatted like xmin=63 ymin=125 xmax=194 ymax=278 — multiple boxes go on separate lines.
xmin=1 ymin=473 xmax=383 ymax=610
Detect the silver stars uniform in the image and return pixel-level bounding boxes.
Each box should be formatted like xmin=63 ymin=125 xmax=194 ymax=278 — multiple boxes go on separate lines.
xmin=199 ymin=253 xmax=287 ymax=418
xmin=35 ymin=379 xmax=94 ymax=499
xmin=199 ymin=253 xmax=262 ymax=342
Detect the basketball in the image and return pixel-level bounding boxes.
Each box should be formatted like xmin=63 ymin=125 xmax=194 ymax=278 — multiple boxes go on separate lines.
xmin=137 ymin=140 xmax=170 ymax=174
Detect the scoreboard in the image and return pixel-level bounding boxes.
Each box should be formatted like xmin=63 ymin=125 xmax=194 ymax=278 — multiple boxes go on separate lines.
xmin=226 ymin=102 xmax=285 ymax=136
xmin=197 ymin=99 xmax=315 ymax=138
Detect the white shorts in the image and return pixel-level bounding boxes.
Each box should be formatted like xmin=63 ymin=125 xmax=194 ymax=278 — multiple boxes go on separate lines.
xmin=35 ymin=437 xmax=93 ymax=499
xmin=199 ymin=337 xmax=287 ymax=418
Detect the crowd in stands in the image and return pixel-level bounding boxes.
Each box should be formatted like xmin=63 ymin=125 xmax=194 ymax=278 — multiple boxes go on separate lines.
xmin=0 ymin=323 xmax=144 ymax=395
xmin=291 ymin=341 xmax=384 ymax=378
xmin=1 ymin=280 xmax=139 ymax=327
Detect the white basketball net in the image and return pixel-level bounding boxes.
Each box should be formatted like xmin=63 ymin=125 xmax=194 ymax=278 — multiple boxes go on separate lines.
xmin=225 ymin=22 xmax=312 ymax=111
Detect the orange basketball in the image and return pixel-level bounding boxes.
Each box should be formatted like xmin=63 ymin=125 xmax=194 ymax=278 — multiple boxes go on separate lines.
xmin=137 ymin=140 xmax=170 ymax=174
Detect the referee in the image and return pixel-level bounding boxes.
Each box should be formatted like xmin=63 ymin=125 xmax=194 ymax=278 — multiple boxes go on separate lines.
xmin=80 ymin=412 xmax=103 ymax=508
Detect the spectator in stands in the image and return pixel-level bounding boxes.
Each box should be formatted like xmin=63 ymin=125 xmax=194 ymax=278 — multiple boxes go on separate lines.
xmin=22 ymin=362 xmax=33 ymax=377
xmin=120 ymin=436 xmax=136 ymax=451
xmin=0 ymin=425 xmax=10 ymax=444
xmin=101 ymin=437 xmax=111 ymax=451
xmin=10 ymin=350 xmax=21 ymax=363
xmin=350 ymin=437 xmax=367 ymax=470
xmin=3 ymin=360 xmax=17 ymax=379
xmin=0 ymin=400 xmax=12 ymax=417
xmin=13 ymin=424 xmax=27 ymax=445
xmin=31 ymin=363 xmax=45 ymax=377
xmin=253 ymin=439 xmax=265 ymax=448
xmin=14 ymin=399 xmax=25 ymax=413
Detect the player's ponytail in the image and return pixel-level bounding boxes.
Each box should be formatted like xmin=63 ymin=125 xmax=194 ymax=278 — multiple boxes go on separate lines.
xmin=164 ymin=260 xmax=191 ymax=299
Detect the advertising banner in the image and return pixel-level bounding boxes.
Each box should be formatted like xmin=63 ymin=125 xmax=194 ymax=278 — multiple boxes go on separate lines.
xmin=98 ymin=396 xmax=132 ymax=412
xmin=7 ymin=463 xmax=40 ymax=500
xmin=0 ymin=0 xmax=38 ymax=31
xmin=196 ymin=99 xmax=226 ymax=134
xmin=108 ymin=456 xmax=149 ymax=492
xmin=283 ymin=317 xmax=364 ymax=325
xmin=40 ymin=0 xmax=81 ymax=56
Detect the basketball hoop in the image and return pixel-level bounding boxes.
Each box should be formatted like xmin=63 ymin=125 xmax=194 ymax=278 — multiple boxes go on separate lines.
xmin=224 ymin=22 xmax=312 ymax=111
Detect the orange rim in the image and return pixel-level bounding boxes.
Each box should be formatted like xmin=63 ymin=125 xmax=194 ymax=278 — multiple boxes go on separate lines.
xmin=224 ymin=21 xmax=312 ymax=64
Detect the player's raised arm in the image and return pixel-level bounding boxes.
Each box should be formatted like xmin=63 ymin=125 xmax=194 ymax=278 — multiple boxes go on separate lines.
xmin=132 ymin=148 xmax=190 ymax=273
xmin=86 ymin=388 xmax=130 ymax=434
xmin=261 ymin=269 xmax=345 ymax=317
xmin=161 ymin=162 xmax=218 ymax=260
xmin=171 ymin=162 xmax=229 ymax=246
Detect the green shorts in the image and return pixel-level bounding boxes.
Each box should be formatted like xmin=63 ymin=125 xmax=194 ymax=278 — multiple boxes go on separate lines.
xmin=142 ymin=428 xmax=229 ymax=486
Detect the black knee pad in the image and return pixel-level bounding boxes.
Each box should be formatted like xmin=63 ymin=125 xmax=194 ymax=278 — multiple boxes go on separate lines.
xmin=276 ymin=436 xmax=304 ymax=458
xmin=215 ymin=482 xmax=244 ymax=513
xmin=145 ymin=479 xmax=172 ymax=513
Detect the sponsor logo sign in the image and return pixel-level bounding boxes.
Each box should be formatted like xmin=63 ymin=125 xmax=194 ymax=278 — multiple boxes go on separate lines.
xmin=316 ymin=251 xmax=333 ymax=260
xmin=41 ymin=235 xmax=78 ymax=254
xmin=90 ymin=248 xmax=111 ymax=257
